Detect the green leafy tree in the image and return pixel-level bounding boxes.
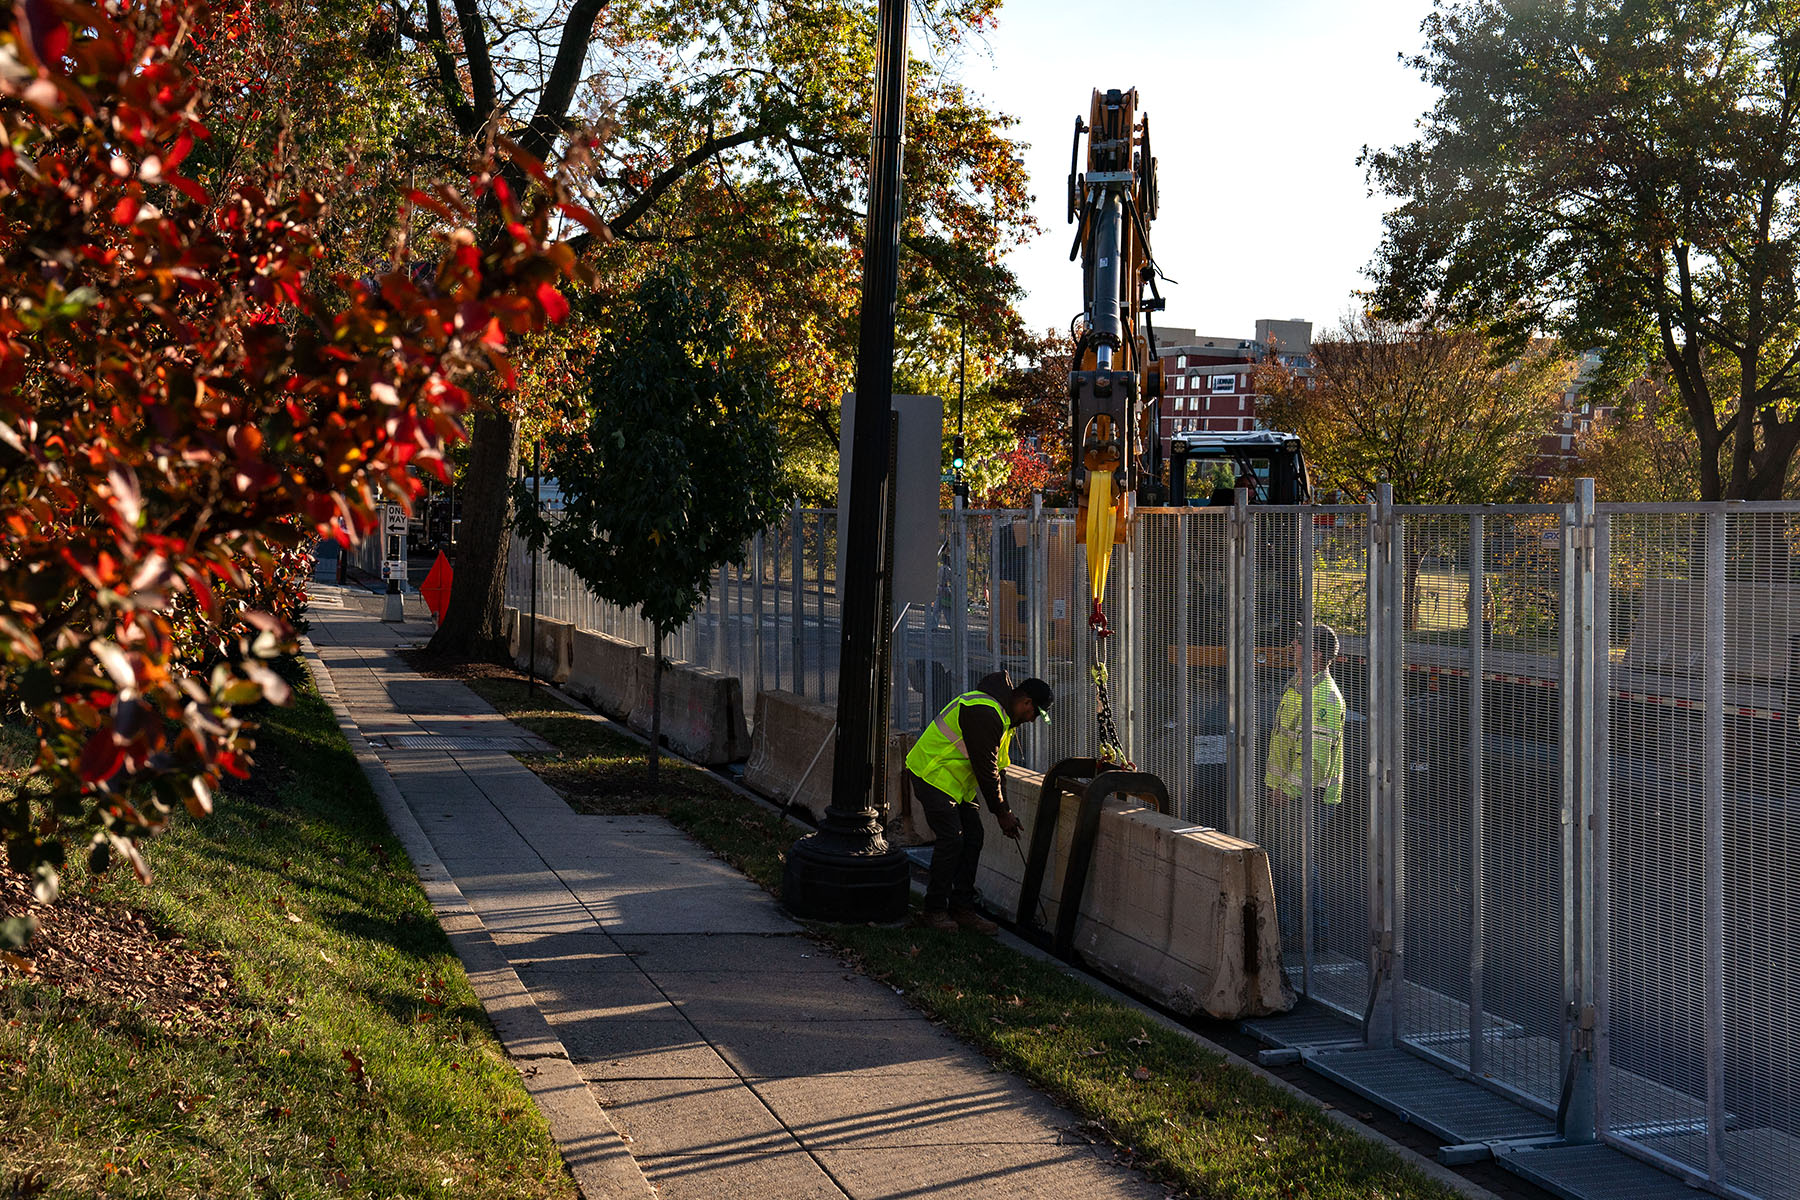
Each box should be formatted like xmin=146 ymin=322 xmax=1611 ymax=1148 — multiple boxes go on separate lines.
xmin=1365 ymin=0 xmax=1800 ymax=499
xmin=395 ymin=0 xmax=1032 ymax=652
xmin=1258 ymin=314 xmax=1575 ymax=505
xmin=515 ymin=273 xmax=787 ymax=782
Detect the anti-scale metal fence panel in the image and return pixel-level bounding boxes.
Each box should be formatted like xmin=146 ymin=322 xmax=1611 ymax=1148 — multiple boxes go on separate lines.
xmin=1597 ymin=503 xmax=1800 ymax=1200
xmin=505 ymin=498 xmax=1800 ymax=1200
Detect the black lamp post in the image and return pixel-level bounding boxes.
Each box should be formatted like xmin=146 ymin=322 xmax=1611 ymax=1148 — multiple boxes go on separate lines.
xmin=781 ymin=0 xmax=912 ymax=922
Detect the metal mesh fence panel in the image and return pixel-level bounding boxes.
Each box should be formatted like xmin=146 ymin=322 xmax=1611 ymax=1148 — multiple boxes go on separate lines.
xmin=1458 ymin=511 xmax=1568 ymax=1109
xmin=1395 ymin=515 xmax=1479 ymax=1074
xmin=1600 ymin=509 xmax=1800 ymax=1198
xmin=502 ymin=498 xmax=1800 ymax=1200
xmin=1310 ymin=508 xmax=1373 ymax=1019
xmin=1602 ymin=510 xmax=1711 ymax=1167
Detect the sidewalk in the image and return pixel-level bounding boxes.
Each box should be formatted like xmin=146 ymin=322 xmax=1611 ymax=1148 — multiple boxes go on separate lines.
xmin=303 ymin=589 xmax=1166 ymax=1200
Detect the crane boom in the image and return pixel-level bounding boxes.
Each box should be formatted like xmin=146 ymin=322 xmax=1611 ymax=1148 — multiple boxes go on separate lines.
xmin=1067 ymin=87 xmax=1163 ymax=763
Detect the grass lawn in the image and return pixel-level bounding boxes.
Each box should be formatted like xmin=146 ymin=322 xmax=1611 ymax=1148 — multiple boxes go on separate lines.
xmin=0 ymin=664 xmax=576 ymax=1200
xmin=463 ymin=673 xmax=1464 ymax=1200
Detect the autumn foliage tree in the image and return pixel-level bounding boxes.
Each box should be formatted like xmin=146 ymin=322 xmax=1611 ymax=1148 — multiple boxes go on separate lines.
xmin=0 ymin=0 xmax=590 ymax=934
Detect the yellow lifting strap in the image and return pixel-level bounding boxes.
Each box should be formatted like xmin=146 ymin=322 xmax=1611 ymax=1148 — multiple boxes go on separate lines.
xmin=1084 ymin=470 xmax=1117 ymax=603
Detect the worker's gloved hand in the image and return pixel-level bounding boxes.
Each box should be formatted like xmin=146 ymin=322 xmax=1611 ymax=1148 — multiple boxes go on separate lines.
xmin=997 ymin=810 xmax=1023 ymax=840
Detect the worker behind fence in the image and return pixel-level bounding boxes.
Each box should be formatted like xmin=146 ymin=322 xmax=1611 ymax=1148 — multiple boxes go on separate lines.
xmin=1265 ymin=623 xmax=1346 ymax=951
xmin=905 ymin=672 xmax=1053 ymax=934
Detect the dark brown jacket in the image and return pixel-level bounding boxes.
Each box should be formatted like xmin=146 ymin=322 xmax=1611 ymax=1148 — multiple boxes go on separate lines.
xmin=960 ymin=671 xmax=1016 ymax=812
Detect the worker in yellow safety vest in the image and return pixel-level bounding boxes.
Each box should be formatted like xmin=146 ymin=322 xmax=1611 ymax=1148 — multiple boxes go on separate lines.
xmin=1265 ymin=623 xmax=1347 ymax=952
xmin=905 ymin=671 xmax=1053 ymax=934
xmin=1265 ymin=623 xmax=1347 ymax=807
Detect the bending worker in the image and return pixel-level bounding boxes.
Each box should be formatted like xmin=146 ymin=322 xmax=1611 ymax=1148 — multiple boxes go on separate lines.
xmin=905 ymin=671 xmax=1053 ymax=934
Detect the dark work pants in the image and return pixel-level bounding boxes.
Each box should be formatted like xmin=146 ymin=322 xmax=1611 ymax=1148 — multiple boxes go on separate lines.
xmin=909 ymin=771 xmax=985 ymax=912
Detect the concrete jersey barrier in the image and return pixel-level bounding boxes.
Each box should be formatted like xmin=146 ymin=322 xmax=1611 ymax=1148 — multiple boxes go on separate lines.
xmin=512 ymin=614 xmax=574 ymax=684
xmin=972 ymin=766 xmax=1293 ymax=1020
xmin=565 ymin=629 xmax=646 ymax=720
xmin=627 ymin=657 xmax=751 ymax=766
xmin=745 ymin=689 xmax=909 ymax=824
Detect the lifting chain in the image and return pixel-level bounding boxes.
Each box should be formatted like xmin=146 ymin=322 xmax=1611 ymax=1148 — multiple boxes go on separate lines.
xmin=1088 ymin=604 xmax=1131 ymax=769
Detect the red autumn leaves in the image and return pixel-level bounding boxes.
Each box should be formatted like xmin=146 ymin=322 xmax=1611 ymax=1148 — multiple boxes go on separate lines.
xmin=0 ymin=0 xmax=593 ymax=896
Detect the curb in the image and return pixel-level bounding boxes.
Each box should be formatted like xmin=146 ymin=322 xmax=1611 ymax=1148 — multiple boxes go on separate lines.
xmin=298 ymin=636 xmax=655 ymax=1200
xmin=522 ymin=680 xmax=1504 ymax=1200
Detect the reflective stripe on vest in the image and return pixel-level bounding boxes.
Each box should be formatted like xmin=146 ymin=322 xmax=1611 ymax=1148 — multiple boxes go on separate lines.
xmin=905 ymin=690 xmax=1013 ymax=805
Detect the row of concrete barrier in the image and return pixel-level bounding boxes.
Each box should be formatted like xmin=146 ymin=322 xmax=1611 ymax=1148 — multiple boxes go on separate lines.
xmin=503 ymin=608 xmax=750 ymax=765
xmin=501 ymin=607 xmax=1292 ymax=1019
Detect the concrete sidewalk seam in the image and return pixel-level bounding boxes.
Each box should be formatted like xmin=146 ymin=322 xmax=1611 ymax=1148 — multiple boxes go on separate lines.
xmin=532 ymin=674 xmax=1504 ymax=1200
xmin=298 ymin=634 xmax=655 ymax=1200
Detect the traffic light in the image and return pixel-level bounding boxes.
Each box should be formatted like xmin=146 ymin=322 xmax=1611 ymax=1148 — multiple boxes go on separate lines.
xmin=951 ymin=435 xmax=965 ymax=473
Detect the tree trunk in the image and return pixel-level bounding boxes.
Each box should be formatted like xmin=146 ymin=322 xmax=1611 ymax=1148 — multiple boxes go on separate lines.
xmin=648 ymin=632 xmax=663 ymax=786
xmin=428 ymin=411 xmax=517 ymax=658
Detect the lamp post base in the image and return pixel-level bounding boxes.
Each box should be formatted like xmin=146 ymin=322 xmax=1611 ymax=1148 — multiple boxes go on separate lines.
xmin=782 ymin=832 xmax=910 ymax=923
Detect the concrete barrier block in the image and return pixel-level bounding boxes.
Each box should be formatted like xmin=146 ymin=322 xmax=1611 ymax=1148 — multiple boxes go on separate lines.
xmin=743 ymin=690 xmax=907 ymax=824
xmin=502 ymin=607 xmax=521 ymax=659
xmin=628 ymin=659 xmax=750 ymax=766
xmin=513 ymin=615 xmax=574 ymax=684
xmin=973 ymin=768 xmax=1294 ymax=1020
xmin=567 ymin=630 xmax=646 ymax=720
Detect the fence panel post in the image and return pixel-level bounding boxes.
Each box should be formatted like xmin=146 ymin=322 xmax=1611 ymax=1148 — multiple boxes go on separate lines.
xmin=952 ymin=496 xmax=969 ymax=694
xmin=1703 ymin=508 xmax=1726 ymax=1184
xmin=753 ymin=532 xmax=766 ymax=702
xmin=1028 ymin=495 xmax=1047 ymax=769
xmin=1122 ymin=510 xmax=1138 ymax=762
xmin=1384 ymin=487 xmax=1406 ymax=1047
xmin=1561 ymin=478 xmax=1599 ymax=1144
xmin=1176 ymin=514 xmax=1192 ymax=822
xmin=1300 ymin=509 xmax=1316 ymax=996
xmin=815 ymin=509 xmax=828 ymax=701
xmin=1592 ymin=508 xmax=1612 ymax=1138
xmin=1226 ymin=489 xmax=1250 ymax=840
xmin=1366 ymin=484 xmax=1396 ymax=1049
xmin=791 ymin=503 xmax=804 ymax=698
xmin=1467 ymin=513 xmax=1487 ymax=1078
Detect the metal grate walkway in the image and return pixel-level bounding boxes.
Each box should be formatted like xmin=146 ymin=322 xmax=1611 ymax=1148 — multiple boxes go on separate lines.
xmin=1238 ymin=999 xmax=1767 ymax=1200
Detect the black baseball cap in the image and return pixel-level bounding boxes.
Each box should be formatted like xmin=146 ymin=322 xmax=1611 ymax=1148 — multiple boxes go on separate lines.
xmin=1295 ymin=622 xmax=1340 ymax=659
xmin=1017 ymin=677 xmax=1054 ymax=724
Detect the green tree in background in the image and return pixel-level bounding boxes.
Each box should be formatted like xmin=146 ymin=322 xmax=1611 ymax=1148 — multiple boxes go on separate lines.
xmin=399 ymin=0 xmax=1033 ymax=654
xmin=1258 ymin=314 xmax=1575 ymax=504
xmin=515 ymin=273 xmax=787 ymax=783
xmin=1365 ymin=0 xmax=1800 ymax=500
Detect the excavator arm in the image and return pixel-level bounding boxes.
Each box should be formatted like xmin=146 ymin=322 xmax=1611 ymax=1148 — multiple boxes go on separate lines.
xmin=1066 ymin=87 xmax=1163 ymax=764
xmin=1068 ymin=87 xmax=1162 ymax=628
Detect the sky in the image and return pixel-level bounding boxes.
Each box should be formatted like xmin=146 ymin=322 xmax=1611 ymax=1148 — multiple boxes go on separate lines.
xmin=954 ymin=0 xmax=1442 ymax=343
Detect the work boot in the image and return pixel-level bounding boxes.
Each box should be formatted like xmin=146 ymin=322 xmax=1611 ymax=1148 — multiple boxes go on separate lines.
xmin=950 ymin=908 xmax=999 ymax=935
xmin=919 ymin=909 xmax=959 ymax=933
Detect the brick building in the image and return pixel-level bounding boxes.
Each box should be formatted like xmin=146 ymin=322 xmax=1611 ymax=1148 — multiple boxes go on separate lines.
xmin=1151 ymin=318 xmax=1312 ymax=456
xmin=1531 ymin=348 xmax=1607 ymax=483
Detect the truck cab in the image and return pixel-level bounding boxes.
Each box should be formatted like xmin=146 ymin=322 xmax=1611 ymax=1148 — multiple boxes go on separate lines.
xmin=1166 ymin=430 xmax=1312 ymax=506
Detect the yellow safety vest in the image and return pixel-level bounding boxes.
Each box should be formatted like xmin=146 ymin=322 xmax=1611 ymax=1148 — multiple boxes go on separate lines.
xmin=1265 ymin=672 xmax=1347 ymax=805
xmin=905 ymin=690 xmax=1014 ymax=806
